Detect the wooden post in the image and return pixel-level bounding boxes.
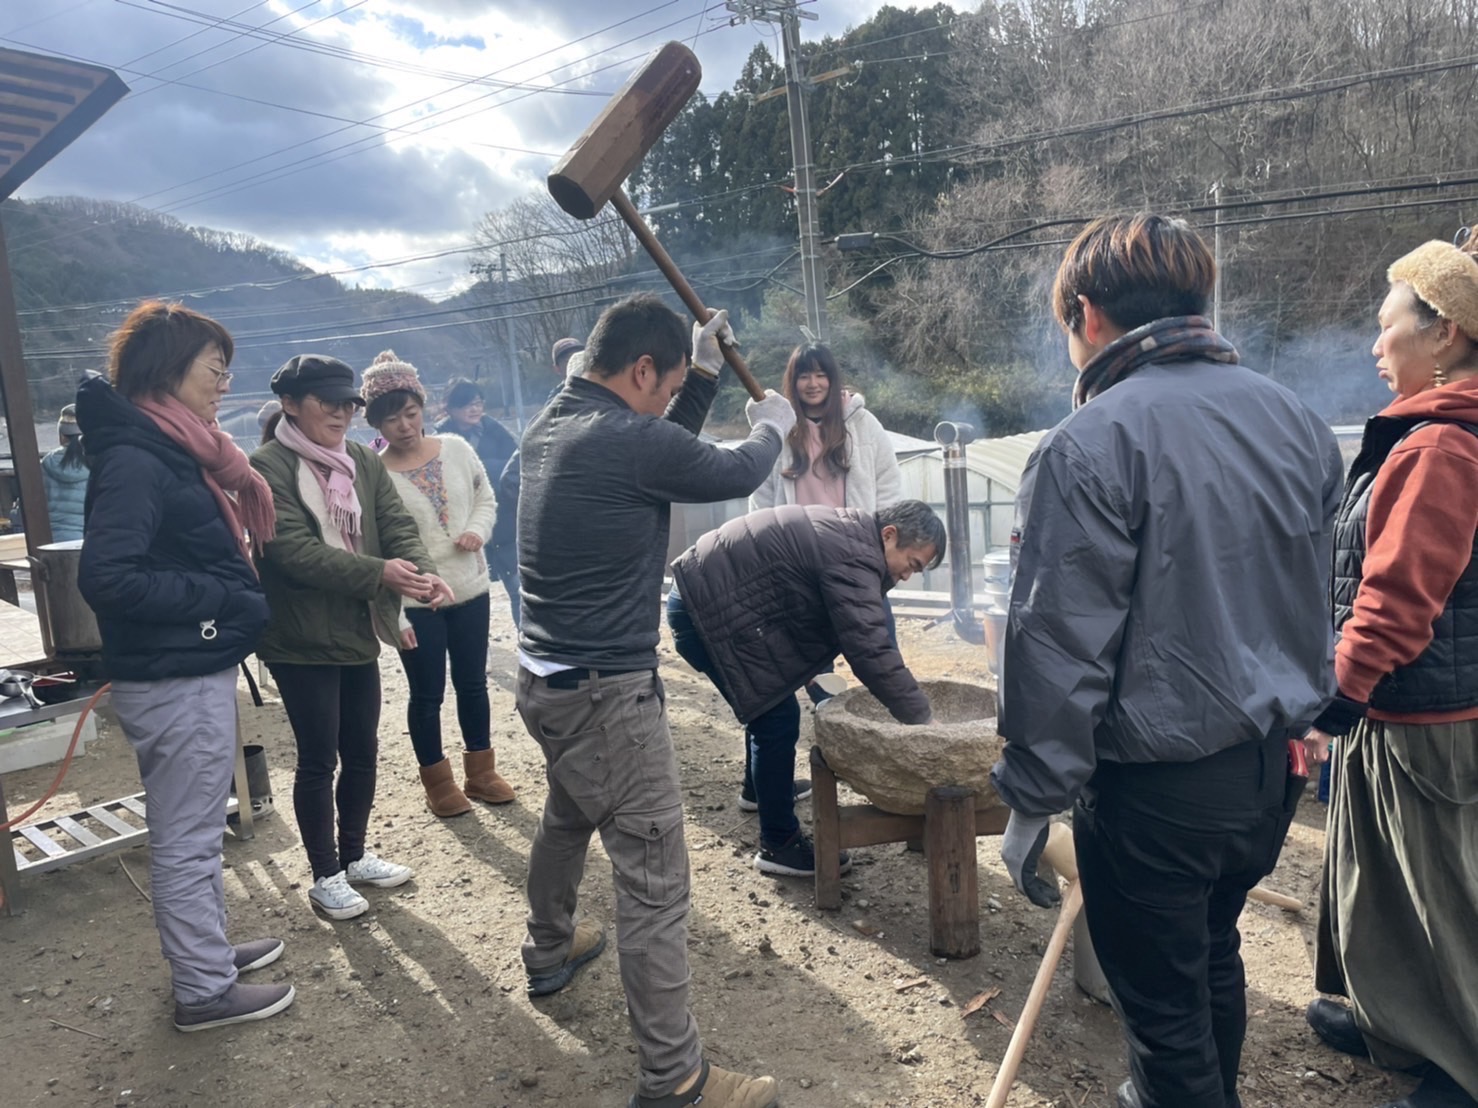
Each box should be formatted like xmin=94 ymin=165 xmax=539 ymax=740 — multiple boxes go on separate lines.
xmin=809 ymin=746 xmax=843 ymax=910
xmin=925 ymin=785 xmax=980 ymax=959
xmin=0 ymin=218 xmax=54 ymax=554
xmin=0 ymin=772 xmax=20 ymax=915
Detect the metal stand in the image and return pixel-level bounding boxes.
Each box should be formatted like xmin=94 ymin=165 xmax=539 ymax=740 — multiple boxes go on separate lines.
xmin=1 ymin=692 xmax=252 ymax=915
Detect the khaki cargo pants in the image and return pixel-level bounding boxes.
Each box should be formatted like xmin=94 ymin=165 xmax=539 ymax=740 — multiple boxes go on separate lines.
xmin=516 ymin=667 xmax=702 ymax=1098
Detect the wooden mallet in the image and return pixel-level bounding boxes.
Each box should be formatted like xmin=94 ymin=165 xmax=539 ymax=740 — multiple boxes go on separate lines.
xmin=985 ymin=822 xmax=1084 ymax=1108
xmin=547 ymin=41 xmax=766 ymax=401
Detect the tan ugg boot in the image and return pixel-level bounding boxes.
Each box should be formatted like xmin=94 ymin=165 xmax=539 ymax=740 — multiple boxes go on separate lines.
xmin=419 ymin=757 xmax=472 ymax=817
xmin=463 ymin=748 xmax=515 ymax=804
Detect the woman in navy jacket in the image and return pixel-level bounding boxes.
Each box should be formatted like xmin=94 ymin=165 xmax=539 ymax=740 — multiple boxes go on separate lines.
xmin=76 ymin=301 xmax=294 ymax=1034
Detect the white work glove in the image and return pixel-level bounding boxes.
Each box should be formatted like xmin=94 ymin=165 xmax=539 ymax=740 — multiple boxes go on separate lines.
xmin=745 ymin=389 xmax=797 ymax=439
xmin=1000 ymin=811 xmax=1060 ymax=909
xmin=690 ymin=309 xmax=735 ymax=378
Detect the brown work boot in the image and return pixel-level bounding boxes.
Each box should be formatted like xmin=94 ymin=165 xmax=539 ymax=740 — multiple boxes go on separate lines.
xmin=419 ymin=757 xmax=471 ymax=817
xmin=526 ymin=919 xmax=607 ymax=996
xmin=463 ymin=748 xmax=515 ymax=804
xmin=628 ymin=1060 xmax=780 ymax=1108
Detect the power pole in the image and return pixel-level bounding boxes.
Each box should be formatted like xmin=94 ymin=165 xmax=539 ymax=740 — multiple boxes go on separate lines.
xmin=727 ymin=0 xmax=827 ymax=341
xmin=501 ymin=252 xmax=525 ymax=432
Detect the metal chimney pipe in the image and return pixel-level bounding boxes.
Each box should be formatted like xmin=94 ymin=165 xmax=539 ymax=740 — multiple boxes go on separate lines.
xmin=933 ymin=421 xmax=985 ymax=645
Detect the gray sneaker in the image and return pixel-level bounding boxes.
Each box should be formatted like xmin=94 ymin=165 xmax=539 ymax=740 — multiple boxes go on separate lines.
xmin=174 ymin=982 xmax=295 ymax=1032
xmin=232 ymin=938 xmax=284 ymax=973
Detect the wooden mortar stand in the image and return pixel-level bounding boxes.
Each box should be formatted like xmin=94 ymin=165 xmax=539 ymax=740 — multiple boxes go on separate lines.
xmin=810 ymin=745 xmax=1009 ymax=959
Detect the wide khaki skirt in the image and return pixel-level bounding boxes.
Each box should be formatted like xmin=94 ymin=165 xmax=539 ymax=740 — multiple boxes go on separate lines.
xmin=1315 ymin=717 xmax=1478 ymax=1096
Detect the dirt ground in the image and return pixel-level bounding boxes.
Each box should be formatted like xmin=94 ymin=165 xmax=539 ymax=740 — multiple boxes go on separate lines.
xmin=0 ymin=602 xmax=1413 ymax=1108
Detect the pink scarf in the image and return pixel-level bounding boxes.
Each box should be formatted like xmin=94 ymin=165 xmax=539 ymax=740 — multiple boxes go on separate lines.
xmin=134 ymin=394 xmax=276 ymax=565
xmin=273 ymin=415 xmax=362 ymax=549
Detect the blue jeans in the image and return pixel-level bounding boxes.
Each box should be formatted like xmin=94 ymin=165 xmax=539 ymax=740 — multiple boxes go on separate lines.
xmin=666 ymin=591 xmax=800 ymax=849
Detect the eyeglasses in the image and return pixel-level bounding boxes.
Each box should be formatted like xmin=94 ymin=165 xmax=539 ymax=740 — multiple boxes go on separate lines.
xmin=201 ymin=363 xmax=232 ymax=385
xmin=310 ymin=395 xmax=359 ymax=415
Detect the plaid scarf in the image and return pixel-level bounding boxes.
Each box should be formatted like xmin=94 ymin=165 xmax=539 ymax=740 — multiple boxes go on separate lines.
xmin=1073 ymin=315 xmax=1239 ymax=409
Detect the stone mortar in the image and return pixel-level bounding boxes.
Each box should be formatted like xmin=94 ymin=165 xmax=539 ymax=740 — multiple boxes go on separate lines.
xmin=813 ymin=679 xmax=1005 ymax=816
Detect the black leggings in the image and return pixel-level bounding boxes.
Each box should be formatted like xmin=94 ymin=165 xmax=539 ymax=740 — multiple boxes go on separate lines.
xmin=268 ymin=661 xmax=381 ymax=881
xmin=399 ymin=591 xmax=492 ymax=767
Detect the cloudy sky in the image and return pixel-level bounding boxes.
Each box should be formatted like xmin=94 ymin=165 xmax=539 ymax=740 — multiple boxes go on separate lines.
xmin=7 ymin=0 xmax=902 ymax=295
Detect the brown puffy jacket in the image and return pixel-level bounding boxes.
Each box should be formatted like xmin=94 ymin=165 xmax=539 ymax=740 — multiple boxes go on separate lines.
xmin=670 ymin=504 xmax=931 ymax=725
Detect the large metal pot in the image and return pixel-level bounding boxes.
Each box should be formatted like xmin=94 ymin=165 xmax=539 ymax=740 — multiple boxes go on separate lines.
xmin=30 ymin=540 xmax=102 ymax=659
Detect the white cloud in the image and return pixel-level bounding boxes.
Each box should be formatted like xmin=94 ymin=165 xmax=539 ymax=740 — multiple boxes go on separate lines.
xmin=12 ymin=0 xmax=944 ymax=292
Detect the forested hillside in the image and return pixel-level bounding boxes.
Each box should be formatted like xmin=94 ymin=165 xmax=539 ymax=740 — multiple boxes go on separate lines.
xmin=5 ymin=198 xmax=506 ymax=413
xmin=477 ymin=0 xmax=1478 ymax=437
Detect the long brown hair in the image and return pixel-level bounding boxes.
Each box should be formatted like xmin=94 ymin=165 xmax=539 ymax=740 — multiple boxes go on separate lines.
xmin=781 ymin=343 xmax=849 ymax=480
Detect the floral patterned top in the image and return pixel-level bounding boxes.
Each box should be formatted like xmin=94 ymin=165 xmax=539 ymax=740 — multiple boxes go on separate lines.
xmin=403 ymin=456 xmax=450 ymax=533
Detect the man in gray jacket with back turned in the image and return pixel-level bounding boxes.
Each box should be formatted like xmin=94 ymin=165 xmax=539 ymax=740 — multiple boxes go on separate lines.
xmin=991 ymin=215 xmax=1343 ymax=1108
xmin=516 ymin=293 xmax=792 ymax=1108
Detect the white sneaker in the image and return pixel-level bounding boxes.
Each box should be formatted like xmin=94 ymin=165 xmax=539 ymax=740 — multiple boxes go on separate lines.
xmin=309 ymin=871 xmax=368 ymax=920
xmin=345 ymin=851 xmax=414 ymax=888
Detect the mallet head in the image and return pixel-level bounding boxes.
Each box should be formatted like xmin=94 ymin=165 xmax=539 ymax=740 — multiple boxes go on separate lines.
xmin=548 ymin=41 xmax=702 ymax=221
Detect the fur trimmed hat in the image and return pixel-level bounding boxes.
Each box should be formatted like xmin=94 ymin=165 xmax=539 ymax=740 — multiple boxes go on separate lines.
xmin=360 ymin=350 xmax=426 ymax=408
xmin=1387 ymin=240 xmax=1478 ymax=341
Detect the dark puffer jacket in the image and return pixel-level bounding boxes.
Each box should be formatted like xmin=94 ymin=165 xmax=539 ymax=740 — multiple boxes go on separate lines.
xmin=671 ymin=504 xmax=931 ymax=724
xmin=75 ymin=375 xmax=268 ymax=681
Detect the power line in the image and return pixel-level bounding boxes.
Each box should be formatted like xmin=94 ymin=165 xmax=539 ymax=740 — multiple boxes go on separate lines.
xmin=5 ymin=0 xmax=721 ymax=253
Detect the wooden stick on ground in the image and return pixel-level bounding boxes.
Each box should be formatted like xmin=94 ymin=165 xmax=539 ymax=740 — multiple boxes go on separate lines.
xmin=47 ymin=1017 xmax=110 ymax=1042
xmin=985 ymin=824 xmax=1083 ymax=1108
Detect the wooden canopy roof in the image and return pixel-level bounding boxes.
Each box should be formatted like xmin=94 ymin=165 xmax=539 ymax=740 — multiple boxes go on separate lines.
xmin=0 ymin=46 xmax=128 ymax=201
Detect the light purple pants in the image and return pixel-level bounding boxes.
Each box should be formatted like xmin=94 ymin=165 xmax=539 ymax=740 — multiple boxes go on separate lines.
xmin=110 ymin=668 xmax=239 ymax=1005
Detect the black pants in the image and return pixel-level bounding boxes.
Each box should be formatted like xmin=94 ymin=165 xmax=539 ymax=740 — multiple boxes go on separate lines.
xmin=1075 ymin=734 xmax=1290 ymax=1108
xmin=269 ymin=661 xmax=381 ymax=881
xmin=399 ymin=592 xmax=492 ymax=767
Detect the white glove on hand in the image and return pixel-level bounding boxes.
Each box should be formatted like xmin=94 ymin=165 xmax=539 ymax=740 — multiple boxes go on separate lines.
xmin=1000 ymin=811 xmax=1060 ymax=909
xmin=690 ymin=309 xmax=735 ymax=378
xmin=745 ymin=389 xmax=797 ymax=439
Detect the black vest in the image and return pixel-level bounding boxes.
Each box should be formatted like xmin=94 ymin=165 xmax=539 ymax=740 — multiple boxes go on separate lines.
xmin=1332 ymin=416 xmax=1478 ymax=713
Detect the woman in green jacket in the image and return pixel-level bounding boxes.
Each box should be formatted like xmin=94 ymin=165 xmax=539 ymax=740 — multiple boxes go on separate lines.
xmin=252 ymin=354 xmax=453 ymax=921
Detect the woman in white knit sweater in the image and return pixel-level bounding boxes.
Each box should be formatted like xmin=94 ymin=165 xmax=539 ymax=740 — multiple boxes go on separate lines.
xmin=749 ymin=343 xmax=901 ymax=513
xmin=361 ymin=351 xmax=515 ymax=817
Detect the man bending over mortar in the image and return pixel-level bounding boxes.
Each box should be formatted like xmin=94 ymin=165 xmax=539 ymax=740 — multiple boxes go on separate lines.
xmin=667 ymin=500 xmax=942 ymax=878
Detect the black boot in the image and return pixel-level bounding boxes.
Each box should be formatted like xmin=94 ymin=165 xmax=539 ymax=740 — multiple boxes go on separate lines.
xmin=1306 ymin=997 xmax=1369 ymax=1058
xmin=1380 ymin=1067 xmax=1478 ymax=1108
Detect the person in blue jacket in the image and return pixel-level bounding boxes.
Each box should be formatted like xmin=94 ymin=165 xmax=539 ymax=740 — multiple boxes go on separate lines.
xmin=40 ymin=405 xmax=88 ymax=542
xmin=76 ymin=300 xmax=294 ymax=1034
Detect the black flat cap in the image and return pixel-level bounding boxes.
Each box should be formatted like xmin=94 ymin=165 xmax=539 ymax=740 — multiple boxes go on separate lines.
xmin=270 ymin=354 xmax=364 ymax=405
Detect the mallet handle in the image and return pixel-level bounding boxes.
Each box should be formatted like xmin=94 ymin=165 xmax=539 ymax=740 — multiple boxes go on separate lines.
xmin=610 ymin=189 xmax=767 ymax=401
xmin=984 ymin=880 xmax=1084 ymax=1108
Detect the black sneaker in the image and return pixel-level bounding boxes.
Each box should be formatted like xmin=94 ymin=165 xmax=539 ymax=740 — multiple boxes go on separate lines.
xmin=755 ymin=831 xmax=850 ymax=878
xmin=738 ymin=778 xmax=813 ymax=813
